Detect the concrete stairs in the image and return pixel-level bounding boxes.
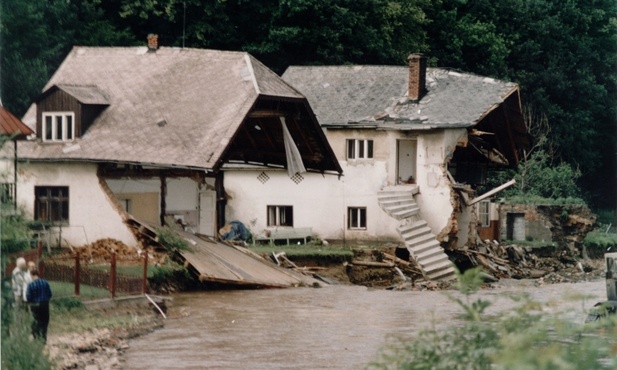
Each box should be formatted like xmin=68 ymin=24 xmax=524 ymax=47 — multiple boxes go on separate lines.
xmin=377 ymin=187 xmax=456 ymax=281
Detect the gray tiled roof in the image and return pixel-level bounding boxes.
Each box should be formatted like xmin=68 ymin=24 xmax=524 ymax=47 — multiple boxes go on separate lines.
xmin=282 ymin=66 xmax=518 ymax=128
xmin=20 ymin=47 xmax=304 ymax=169
xmin=54 ymin=85 xmax=110 ymax=105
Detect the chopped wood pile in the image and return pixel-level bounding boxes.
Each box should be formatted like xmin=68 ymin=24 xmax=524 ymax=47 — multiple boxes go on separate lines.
xmin=58 ymin=238 xmax=167 ymax=265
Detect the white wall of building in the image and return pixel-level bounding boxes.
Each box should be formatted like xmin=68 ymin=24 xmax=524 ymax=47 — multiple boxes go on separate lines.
xmin=16 ymin=162 xmax=138 ymax=247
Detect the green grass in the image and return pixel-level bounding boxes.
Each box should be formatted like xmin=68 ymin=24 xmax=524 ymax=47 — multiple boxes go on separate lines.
xmin=49 ymin=303 xmax=153 ymax=335
xmin=503 ymin=195 xmax=586 ymax=205
xmin=249 ymin=243 xmax=354 ymax=263
xmin=49 ymin=281 xmax=110 ymax=300
xmin=87 ymin=264 xmax=155 ymax=278
xmin=584 ymin=230 xmax=617 ymax=255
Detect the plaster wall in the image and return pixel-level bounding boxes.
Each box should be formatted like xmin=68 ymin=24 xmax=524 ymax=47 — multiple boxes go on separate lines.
xmin=225 ymin=127 xmax=470 ymax=243
xmin=16 ymin=162 xmax=138 ymax=247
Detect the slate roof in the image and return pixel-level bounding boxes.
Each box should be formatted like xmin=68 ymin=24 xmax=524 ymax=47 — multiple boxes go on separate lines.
xmin=0 ymin=107 xmax=34 ymax=138
xmin=20 ymin=47 xmax=306 ymax=170
xmin=282 ymin=66 xmax=518 ymax=129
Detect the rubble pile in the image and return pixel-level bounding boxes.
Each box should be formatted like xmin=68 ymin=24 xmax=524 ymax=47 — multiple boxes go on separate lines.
xmin=456 ymin=240 xmax=605 ymax=284
xmin=55 ymin=238 xmax=167 ymax=265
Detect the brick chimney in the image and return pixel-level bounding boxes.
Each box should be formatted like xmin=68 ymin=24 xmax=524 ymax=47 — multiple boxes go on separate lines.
xmin=407 ymin=53 xmax=427 ymax=101
xmin=147 ymin=34 xmax=159 ymax=51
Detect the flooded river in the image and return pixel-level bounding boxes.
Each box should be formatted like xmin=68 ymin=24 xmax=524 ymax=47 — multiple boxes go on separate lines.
xmin=124 ymin=280 xmax=605 ymax=369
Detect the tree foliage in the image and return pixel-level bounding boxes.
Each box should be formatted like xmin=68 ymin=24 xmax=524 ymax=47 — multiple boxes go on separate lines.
xmin=1 ymin=0 xmax=615 ymax=206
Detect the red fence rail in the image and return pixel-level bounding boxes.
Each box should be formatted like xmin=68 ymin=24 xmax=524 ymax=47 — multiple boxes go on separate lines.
xmin=6 ymin=245 xmax=148 ymax=297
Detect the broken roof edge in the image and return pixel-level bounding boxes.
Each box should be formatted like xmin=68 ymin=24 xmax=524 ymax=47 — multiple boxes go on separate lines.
xmin=221 ymin=162 xmax=344 ymax=176
xmin=16 ymin=157 xmax=216 ymax=173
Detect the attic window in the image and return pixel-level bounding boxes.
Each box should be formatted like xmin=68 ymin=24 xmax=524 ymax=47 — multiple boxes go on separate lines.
xmin=42 ymin=112 xmax=75 ymax=142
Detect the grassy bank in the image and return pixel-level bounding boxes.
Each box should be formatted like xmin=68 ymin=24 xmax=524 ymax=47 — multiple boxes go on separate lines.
xmin=249 ymin=243 xmax=355 ymax=263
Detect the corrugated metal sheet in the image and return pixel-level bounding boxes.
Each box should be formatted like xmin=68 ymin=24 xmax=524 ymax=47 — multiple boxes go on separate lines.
xmin=0 ymin=107 xmax=33 ymax=137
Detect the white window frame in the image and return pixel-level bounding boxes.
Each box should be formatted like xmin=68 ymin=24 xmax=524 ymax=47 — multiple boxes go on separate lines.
xmin=348 ymin=207 xmax=367 ymax=230
xmin=267 ymin=205 xmax=293 ymax=227
xmin=347 ymin=139 xmax=373 ymax=160
xmin=478 ymin=200 xmax=490 ymax=227
xmin=42 ymin=112 xmax=75 ymax=142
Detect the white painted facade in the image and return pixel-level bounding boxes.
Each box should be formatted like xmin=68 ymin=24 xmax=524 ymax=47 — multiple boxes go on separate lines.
xmin=225 ymin=126 xmax=472 ymax=246
xmin=15 ymin=162 xmax=138 ymax=247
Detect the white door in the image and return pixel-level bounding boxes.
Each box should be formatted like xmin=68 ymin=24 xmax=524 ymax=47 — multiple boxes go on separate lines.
xmin=397 ymin=140 xmax=417 ymax=183
xmin=198 ymin=191 xmax=216 ymax=236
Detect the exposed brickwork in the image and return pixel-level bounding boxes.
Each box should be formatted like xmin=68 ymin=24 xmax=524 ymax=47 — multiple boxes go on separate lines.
xmin=407 ymin=54 xmax=427 ymax=100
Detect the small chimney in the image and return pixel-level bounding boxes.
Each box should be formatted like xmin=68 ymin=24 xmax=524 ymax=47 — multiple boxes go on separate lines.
xmin=407 ymin=53 xmax=427 ymax=101
xmin=147 ymin=34 xmax=159 ymax=51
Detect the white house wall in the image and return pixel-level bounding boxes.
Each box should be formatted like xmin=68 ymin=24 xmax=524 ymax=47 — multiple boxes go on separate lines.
xmin=16 ymin=162 xmax=138 ymax=247
xmin=224 ymin=126 xmax=478 ymax=246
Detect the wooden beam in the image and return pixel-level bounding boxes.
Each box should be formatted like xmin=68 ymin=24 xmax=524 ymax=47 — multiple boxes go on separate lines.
xmin=468 ymin=179 xmax=516 ymax=205
xmin=248 ymin=110 xmax=284 ymax=118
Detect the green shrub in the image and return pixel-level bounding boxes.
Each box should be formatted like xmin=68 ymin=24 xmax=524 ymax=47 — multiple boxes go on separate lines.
xmin=51 ymin=296 xmax=85 ymax=311
xmin=156 ymin=226 xmax=193 ymax=253
xmin=584 ymin=230 xmax=617 ymax=255
xmin=369 ymin=268 xmax=617 ymax=370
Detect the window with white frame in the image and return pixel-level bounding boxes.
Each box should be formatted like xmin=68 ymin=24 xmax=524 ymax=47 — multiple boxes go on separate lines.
xmin=346 ymin=139 xmax=373 ymax=160
xmin=348 ymin=207 xmax=367 ymax=229
xmin=267 ymin=205 xmax=293 ymax=227
xmin=478 ymin=200 xmax=490 ymax=227
xmin=42 ymin=112 xmax=75 ymax=142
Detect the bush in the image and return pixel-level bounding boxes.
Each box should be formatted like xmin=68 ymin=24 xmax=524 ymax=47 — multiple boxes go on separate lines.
xmin=584 ymin=230 xmax=617 ymax=257
xmin=51 ymin=296 xmax=85 ymax=311
xmin=156 ymin=226 xmax=193 ymax=253
xmin=369 ymin=268 xmax=617 ymax=370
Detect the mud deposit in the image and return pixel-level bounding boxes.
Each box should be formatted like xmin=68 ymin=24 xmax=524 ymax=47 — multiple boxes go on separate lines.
xmin=124 ymin=280 xmax=605 ymax=369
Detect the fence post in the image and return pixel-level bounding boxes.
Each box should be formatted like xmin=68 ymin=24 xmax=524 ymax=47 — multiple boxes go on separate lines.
xmin=142 ymin=250 xmax=148 ymax=294
xmin=110 ymin=252 xmax=117 ymax=299
xmin=75 ymin=251 xmax=80 ymax=296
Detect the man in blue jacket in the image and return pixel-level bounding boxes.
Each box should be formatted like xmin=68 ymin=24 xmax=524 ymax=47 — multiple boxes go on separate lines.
xmin=26 ymin=269 xmax=52 ymax=343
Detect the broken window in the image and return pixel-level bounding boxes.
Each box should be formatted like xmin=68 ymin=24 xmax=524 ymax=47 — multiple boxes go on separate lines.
xmin=267 ymin=205 xmax=293 ymax=227
xmin=42 ymin=112 xmax=75 ymax=142
xmin=348 ymin=207 xmax=367 ymax=229
xmin=347 ymin=139 xmax=373 ymax=160
xmin=478 ymin=200 xmax=490 ymax=227
xmin=35 ymin=186 xmax=69 ymax=223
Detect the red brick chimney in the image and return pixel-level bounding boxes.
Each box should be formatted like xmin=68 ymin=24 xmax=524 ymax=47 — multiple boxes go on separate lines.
xmin=407 ymin=53 xmax=427 ymax=101
xmin=147 ymin=34 xmax=159 ymax=51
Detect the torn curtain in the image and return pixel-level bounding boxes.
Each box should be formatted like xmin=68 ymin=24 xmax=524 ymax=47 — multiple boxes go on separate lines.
xmin=280 ymin=117 xmax=306 ymax=177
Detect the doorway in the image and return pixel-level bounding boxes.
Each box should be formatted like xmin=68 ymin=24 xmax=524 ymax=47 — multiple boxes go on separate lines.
xmin=397 ymin=140 xmax=417 ymax=184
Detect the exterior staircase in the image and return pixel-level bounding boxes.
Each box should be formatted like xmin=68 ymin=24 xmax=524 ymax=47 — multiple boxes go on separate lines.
xmin=377 ymin=186 xmax=456 ymax=281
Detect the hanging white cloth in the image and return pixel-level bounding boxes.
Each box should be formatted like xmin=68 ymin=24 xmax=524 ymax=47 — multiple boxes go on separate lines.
xmin=280 ymin=117 xmax=306 ymax=177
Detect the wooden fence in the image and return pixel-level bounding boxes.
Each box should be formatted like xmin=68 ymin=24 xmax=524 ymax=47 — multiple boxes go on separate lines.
xmin=6 ymin=243 xmax=148 ymax=298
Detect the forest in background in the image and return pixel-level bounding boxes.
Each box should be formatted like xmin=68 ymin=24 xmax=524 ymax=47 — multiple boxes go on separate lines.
xmin=1 ymin=0 xmax=615 ymax=210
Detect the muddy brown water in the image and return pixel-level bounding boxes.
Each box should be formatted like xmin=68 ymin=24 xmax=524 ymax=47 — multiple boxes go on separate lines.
xmin=124 ymin=280 xmax=605 ymax=369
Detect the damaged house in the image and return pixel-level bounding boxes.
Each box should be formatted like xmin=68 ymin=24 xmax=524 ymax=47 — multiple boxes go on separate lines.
xmin=12 ymin=44 xmax=342 ymax=250
xmin=225 ymin=54 xmax=530 ymax=280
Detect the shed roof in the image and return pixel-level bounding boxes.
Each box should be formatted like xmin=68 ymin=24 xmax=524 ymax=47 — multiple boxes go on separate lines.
xmin=19 ymin=47 xmax=327 ymax=171
xmin=281 ymin=66 xmax=518 ymax=128
xmin=0 ymin=106 xmax=34 ymax=138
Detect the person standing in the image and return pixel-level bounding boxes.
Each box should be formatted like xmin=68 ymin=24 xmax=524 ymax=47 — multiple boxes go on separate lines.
xmin=26 ymin=270 xmax=52 ymax=343
xmin=11 ymin=257 xmax=27 ymax=307
xmin=22 ymin=261 xmax=36 ymax=302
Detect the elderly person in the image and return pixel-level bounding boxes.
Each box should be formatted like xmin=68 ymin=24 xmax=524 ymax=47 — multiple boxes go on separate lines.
xmin=26 ymin=269 xmax=52 ymax=343
xmin=22 ymin=261 xmax=37 ymax=302
xmin=11 ymin=257 xmax=27 ymax=307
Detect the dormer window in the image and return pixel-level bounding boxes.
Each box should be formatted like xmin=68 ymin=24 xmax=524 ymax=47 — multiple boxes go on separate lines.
xmin=35 ymin=84 xmax=109 ymax=142
xmin=42 ymin=112 xmax=75 ymax=142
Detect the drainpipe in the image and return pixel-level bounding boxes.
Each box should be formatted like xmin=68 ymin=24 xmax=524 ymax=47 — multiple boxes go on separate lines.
xmin=215 ymin=172 xmax=226 ymax=235
xmin=160 ymin=175 xmax=167 ymax=226
xmin=13 ymin=140 xmax=17 ymax=210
